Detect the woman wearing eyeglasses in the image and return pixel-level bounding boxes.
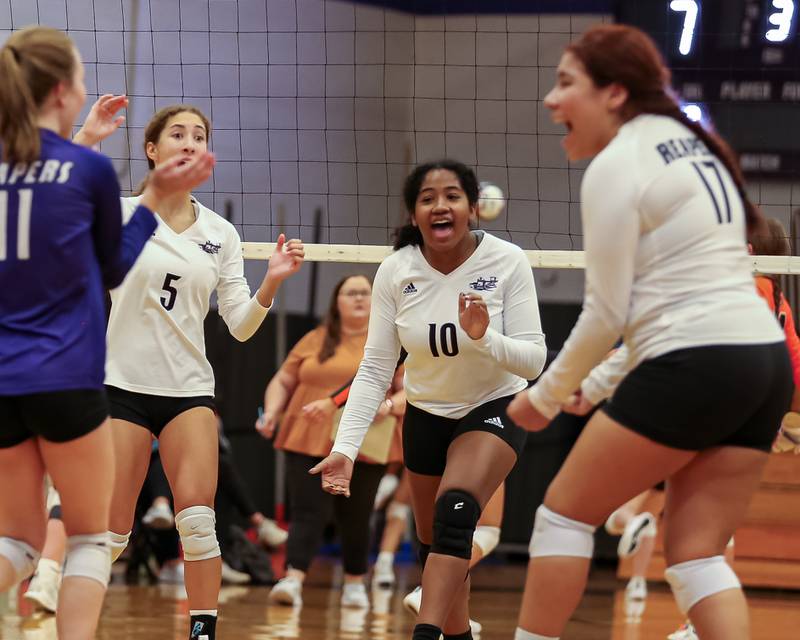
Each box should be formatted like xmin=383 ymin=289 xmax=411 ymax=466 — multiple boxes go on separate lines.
xmin=256 ymin=274 xmax=404 ymax=609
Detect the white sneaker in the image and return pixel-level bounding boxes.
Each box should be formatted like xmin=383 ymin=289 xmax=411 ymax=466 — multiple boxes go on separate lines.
xmin=24 ymin=559 xmax=61 ymax=613
xmin=403 ymin=585 xmax=422 ymax=615
xmin=667 ymin=621 xmax=698 ymax=640
xmin=142 ymin=501 xmax=174 ymax=530
xmin=341 ymin=582 xmax=369 ymax=609
xmin=371 ymin=586 xmax=392 ymax=615
xmin=372 ymin=553 xmax=395 ymax=589
xmin=221 ymin=560 xmax=251 ymax=585
xmin=618 ymin=512 xmax=656 ymax=558
xmin=402 ymin=586 xmax=480 ymax=634
xmin=258 ymin=519 xmax=288 ymax=547
xmin=158 ymin=561 xmax=184 ymax=584
xmin=269 ymin=576 xmax=303 ymax=607
xmin=625 ymin=576 xmax=647 ymax=601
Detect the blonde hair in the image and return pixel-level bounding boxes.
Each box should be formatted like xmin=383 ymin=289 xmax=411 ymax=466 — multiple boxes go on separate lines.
xmin=133 ymin=104 xmax=212 ymax=194
xmin=0 ymin=26 xmax=77 ymax=163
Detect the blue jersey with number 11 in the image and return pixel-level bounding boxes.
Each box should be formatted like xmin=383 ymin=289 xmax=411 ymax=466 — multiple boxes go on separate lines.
xmin=0 ymin=129 xmax=156 ymax=395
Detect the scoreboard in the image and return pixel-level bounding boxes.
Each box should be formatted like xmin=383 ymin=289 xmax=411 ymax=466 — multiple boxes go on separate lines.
xmin=615 ymin=0 xmax=800 ymax=175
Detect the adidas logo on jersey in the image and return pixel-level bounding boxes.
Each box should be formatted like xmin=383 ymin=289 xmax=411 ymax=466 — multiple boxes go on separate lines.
xmin=484 ymin=416 xmax=504 ymax=429
xmin=402 ymin=282 xmax=418 ymax=295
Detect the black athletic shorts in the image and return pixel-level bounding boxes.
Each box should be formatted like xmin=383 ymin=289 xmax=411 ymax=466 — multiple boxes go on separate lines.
xmin=403 ymin=393 xmax=528 ymax=476
xmin=603 ymin=342 xmax=793 ymax=452
xmin=106 ymin=385 xmax=215 ymax=437
xmin=0 ymin=389 xmax=109 ymax=448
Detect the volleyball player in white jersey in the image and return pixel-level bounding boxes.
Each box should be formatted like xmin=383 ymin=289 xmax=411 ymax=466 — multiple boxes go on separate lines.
xmin=505 ymin=25 xmax=792 ymax=640
xmin=310 ymin=160 xmax=547 ymax=640
xmin=78 ymin=103 xmax=304 ymax=640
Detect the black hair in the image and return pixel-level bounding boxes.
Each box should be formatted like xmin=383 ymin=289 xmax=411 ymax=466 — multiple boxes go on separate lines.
xmin=393 ymin=159 xmax=480 ymax=250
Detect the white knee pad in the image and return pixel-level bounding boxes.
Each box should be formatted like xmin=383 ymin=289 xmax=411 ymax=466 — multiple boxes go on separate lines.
xmin=63 ymin=533 xmax=111 ymax=587
xmin=473 ymin=525 xmax=501 ymax=557
xmin=528 ymin=505 xmax=596 ymax=559
xmin=0 ymin=537 xmax=40 ymax=584
xmin=664 ymin=555 xmax=741 ymax=614
xmin=387 ymin=502 xmax=411 ymax=521
xmin=108 ymin=531 xmax=131 ymax=563
xmin=175 ymin=506 xmax=220 ymax=562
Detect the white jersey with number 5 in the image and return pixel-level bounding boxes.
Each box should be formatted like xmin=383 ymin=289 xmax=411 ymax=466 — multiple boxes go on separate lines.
xmin=105 ymin=196 xmax=269 ymax=397
xmin=332 ymin=231 xmax=547 ymax=462
xmin=530 ymin=114 xmax=784 ymax=416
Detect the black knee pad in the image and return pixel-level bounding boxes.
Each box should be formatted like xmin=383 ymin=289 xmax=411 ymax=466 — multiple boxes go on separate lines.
xmin=431 ymin=489 xmax=481 ymax=560
xmin=418 ymin=542 xmax=431 ymax=569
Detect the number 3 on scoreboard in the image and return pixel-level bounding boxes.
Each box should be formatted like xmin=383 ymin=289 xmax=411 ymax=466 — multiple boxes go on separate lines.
xmin=766 ymin=0 xmax=796 ymax=43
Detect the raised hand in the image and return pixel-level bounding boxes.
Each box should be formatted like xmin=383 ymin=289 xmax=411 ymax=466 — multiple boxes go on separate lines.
xmin=140 ymin=152 xmax=215 ymax=212
xmin=309 ymin=452 xmax=354 ymax=497
xmin=458 ymin=292 xmax=489 ymax=340
xmin=74 ymin=94 xmax=128 ymax=147
xmin=267 ymin=234 xmax=305 ymax=282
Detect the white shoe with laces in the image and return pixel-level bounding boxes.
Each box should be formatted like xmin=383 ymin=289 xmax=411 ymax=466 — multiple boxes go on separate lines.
xmin=23 ymin=558 xmax=61 ymax=613
xmin=667 ymin=621 xmax=698 ymax=640
xmin=221 ymin=560 xmax=251 ymax=585
xmin=269 ymin=575 xmax=303 ymax=607
xmin=618 ymin=512 xmax=656 ymax=558
xmin=372 ymin=552 xmax=396 ymax=589
xmin=258 ymin=519 xmax=288 ymax=547
xmin=341 ymin=582 xmax=369 ymax=609
xmin=402 ymin=585 xmax=482 ymax=635
xmin=625 ymin=575 xmax=648 ymax=601
xmin=142 ymin=501 xmax=174 ymax=530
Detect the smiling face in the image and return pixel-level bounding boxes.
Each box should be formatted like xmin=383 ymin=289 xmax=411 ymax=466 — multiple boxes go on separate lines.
xmin=543 ymin=51 xmax=627 ymax=161
xmin=145 ymin=111 xmax=208 ymax=168
xmin=411 ymin=168 xmax=477 ymax=254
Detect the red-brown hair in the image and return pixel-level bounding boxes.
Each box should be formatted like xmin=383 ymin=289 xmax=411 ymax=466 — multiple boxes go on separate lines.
xmin=567 ymin=24 xmax=763 ymax=234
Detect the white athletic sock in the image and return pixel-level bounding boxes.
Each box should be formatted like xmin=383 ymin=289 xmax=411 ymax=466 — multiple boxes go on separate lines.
xmin=514 ymin=628 xmax=559 ymax=640
xmin=377 ymin=551 xmax=394 ymax=564
xmin=190 ymin=609 xmax=218 ymax=616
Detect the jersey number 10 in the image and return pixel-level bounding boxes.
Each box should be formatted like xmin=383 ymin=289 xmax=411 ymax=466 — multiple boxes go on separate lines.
xmin=429 ymin=322 xmax=459 ymax=357
xmin=0 ymin=190 xmax=32 ymax=261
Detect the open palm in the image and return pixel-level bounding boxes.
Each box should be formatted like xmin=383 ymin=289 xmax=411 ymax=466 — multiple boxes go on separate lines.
xmin=268 ymin=234 xmax=305 ymax=282
xmin=75 ymin=94 xmax=128 ymax=146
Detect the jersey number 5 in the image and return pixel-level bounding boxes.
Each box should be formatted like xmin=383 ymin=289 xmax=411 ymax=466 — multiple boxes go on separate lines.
xmin=428 ymin=322 xmax=459 ymax=357
xmin=160 ymin=273 xmax=181 ymax=311
xmin=691 ymin=160 xmax=732 ymax=224
xmin=0 ymin=189 xmax=33 ymax=261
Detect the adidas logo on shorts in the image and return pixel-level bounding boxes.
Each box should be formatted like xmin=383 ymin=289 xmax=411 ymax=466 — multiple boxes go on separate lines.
xmin=484 ymin=416 xmax=504 ymax=429
xmin=402 ymin=282 xmax=418 ymax=295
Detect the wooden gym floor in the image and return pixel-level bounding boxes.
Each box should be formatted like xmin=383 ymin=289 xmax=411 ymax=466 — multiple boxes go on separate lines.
xmin=1 ymin=559 xmax=798 ymax=639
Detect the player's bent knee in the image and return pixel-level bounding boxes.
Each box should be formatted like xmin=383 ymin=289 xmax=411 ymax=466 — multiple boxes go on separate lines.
xmin=664 ymin=555 xmax=741 ymax=614
xmin=64 ymin=533 xmax=111 ymax=587
xmin=175 ymin=506 xmax=220 ymax=561
xmin=108 ymin=531 xmax=131 ymax=563
xmin=387 ymin=501 xmax=411 ymax=521
xmin=473 ymin=525 xmax=501 ymax=557
xmin=431 ymin=489 xmax=481 ymax=560
xmin=528 ymin=504 xmax=595 ymax=559
xmin=0 ymin=537 xmax=40 ymax=584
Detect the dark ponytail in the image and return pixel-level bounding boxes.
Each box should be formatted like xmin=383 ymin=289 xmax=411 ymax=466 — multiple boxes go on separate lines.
xmin=567 ymin=24 xmax=764 ymax=234
xmin=393 ymin=159 xmax=480 ymax=250
xmin=749 ymin=217 xmax=791 ymax=319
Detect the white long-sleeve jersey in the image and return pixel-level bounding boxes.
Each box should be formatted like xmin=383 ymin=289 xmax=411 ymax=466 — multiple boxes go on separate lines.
xmin=332 ymin=231 xmax=547 ymax=462
xmin=105 ymin=196 xmax=270 ymax=397
xmin=530 ymin=114 xmax=783 ymax=417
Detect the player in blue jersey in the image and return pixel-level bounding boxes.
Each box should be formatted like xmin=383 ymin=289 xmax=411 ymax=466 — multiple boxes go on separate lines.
xmin=0 ymin=26 xmax=213 ymax=640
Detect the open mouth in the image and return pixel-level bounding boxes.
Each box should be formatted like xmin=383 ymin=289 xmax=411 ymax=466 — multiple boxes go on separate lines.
xmin=430 ymin=218 xmax=454 ymax=240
